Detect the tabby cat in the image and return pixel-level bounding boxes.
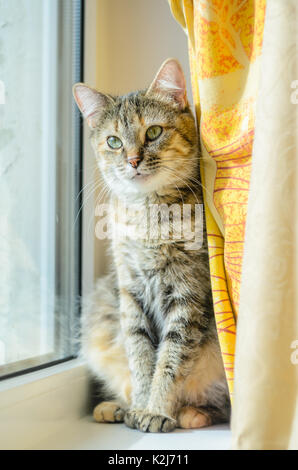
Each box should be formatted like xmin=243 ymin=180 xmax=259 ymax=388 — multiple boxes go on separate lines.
xmin=73 ymin=59 xmax=230 ymax=433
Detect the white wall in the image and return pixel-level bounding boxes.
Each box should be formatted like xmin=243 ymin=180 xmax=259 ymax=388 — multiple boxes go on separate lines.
xmin=94 ymin=0 xmax=191 ymax=98
xmin=83 ymin=0 xmax=191 ymax=280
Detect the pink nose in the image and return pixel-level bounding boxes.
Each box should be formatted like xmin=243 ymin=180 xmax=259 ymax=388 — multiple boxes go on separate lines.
xmin=127 ymin=156 xmax=141 ymax=169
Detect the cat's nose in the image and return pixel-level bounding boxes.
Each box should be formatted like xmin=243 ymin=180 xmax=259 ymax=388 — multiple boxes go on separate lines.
xmin=127 ymin=155 xmax=141 ymax=169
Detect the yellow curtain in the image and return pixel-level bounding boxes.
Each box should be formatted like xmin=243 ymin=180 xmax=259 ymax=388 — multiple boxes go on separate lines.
xmin=169 ymin=0 xmax=266 ymax=400
xmin=169 ymin=0 xmax=298 ymax=449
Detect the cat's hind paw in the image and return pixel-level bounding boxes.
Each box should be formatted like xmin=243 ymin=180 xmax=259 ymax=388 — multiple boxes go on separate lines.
xmin=124 ymin=409 xmax=176 ymax=433
xmin=177 ymin=406 xmax=211 ymax=429
xmin=93 ymin=401 xmax=125 ymax=423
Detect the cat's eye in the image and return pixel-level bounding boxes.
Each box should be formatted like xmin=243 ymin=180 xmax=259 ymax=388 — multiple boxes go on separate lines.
xmin=107 ymin=136 xmax=123 ymax=149
xmin=146 ymin=125 xmax=163 ymax=141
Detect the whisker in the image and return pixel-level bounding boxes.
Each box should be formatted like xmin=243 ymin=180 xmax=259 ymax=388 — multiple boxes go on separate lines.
xmin=73 ymin=178 xmax=105 ymax=230
xmin=161 ymin=163 xmax=212 ymax=199
xmin=75 ymin=164 xmax=99 ymax=202
xmin=89 ymin=184 xmax=112 ymax=235
xmin=174 ymin=183 xmax=185 ymax=204
xmin=161 ymin=166 xmax=201 ymax=205
xmin=183 ymin=174 xmax=213 ymax=199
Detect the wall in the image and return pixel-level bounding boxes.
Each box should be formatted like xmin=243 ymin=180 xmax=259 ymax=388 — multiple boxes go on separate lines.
xmin=83 ymin=0 xmax=191 ymax=281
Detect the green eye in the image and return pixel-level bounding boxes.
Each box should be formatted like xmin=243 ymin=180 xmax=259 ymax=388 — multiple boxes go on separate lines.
xmin=146 ymin=125 xmax=162 ymax=141
xmin=107 ymin=136 xmax=123 ymax=149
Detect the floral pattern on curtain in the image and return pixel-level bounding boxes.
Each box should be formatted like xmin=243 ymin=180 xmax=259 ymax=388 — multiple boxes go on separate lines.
xmin=168 ymin=0 xmax=266 ymax=398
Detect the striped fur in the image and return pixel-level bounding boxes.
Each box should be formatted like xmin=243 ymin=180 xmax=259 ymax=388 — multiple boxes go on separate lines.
xmin=74 ymin=59 xmax=230 ymax=432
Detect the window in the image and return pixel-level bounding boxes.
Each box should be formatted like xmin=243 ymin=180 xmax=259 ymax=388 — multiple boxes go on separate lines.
xmin=0 ymin=0 xmax=83 ymax=378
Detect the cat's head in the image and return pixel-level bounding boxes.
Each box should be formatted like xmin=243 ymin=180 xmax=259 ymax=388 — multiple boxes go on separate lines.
xmin=73 ymin=59 xmax=198 ymax=200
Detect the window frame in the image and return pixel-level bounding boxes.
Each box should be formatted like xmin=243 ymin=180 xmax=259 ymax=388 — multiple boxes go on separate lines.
xmin=0 ymin=0 xmax=85 ymax=382
xmin=0 ymin=0 xmax=98 ymax=448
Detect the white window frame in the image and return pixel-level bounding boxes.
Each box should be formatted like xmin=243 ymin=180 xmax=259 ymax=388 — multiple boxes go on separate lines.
xmin=40 ymin=0 xmax=58 ymax=355
xmin=0 ymin=0 xmax=99 ymax=450
xmin=0 ymin=0 xmax=83 ymax=379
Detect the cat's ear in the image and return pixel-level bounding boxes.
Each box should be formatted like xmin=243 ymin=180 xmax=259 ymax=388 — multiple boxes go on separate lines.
xmin=72 ymin=83 xmax=114 ymax=128
xmin=147 ymin=58 xmax=187 ymax=109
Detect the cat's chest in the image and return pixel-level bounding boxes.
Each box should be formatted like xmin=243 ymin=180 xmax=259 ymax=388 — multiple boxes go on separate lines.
xmin=117 ymin=239 xmax=178 ymax=280
xmin=115 ymin=239 xmax=190 ymax=302
xmin=121 ymin=243 xmax=171 ymax=334
xmin=115 ymin=239 xmax=194 ymax=337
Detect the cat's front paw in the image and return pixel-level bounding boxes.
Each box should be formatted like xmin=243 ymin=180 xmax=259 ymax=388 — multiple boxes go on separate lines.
xmin=125 ymin=409 xmax=176 ymax=433
xmin=124 ymin=409 xmax=141 ymax=429
xmin=93 ymin=401 xmax=125 ymax=423
xmin=138 ymin=413 xmax=176 ymax=433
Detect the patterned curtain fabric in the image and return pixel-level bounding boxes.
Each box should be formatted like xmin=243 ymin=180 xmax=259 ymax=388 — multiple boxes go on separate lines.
xmin=169 ymin=0 xmax=298 ymax=449
xmin=168 ymin=0 xmax=266 ymax=400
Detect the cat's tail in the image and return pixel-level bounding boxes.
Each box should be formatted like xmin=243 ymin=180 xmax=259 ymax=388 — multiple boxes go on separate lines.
xmin=80 ymin=273 xmax=132 ymax=407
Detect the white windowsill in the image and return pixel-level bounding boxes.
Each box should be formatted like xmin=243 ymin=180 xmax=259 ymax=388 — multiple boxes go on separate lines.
xmin=0 ymin=359 xmax=231 ymax=450
xmin=0 ymin=359 xmax=89 ymax=450
xmin=33 ymin=418 xmax=231 ymax=450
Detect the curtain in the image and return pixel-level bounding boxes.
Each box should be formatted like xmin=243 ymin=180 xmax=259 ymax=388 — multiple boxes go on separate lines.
xmin=169 ymin=0 xmax=298 ymax=449
xmin=168 ymin=0 xmax=266 ymax=399
xmin=232 ymin=0 xmax=298 ymax=450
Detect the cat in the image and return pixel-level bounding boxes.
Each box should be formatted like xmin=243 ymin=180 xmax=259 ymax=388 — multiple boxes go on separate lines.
xmin=73 ymin=58 xmax=230 ymax=433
